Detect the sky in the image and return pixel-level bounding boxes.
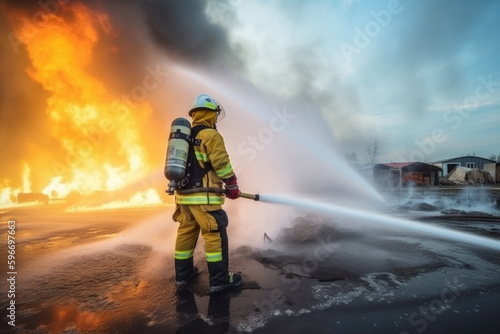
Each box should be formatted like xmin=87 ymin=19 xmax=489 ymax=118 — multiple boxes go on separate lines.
xmin=206 ymin=0 xmax=500 ymax=163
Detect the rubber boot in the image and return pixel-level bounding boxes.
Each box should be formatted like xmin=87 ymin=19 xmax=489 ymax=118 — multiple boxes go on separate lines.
xmin=175 ymin=258 xmax=199 ymax=288
xmin=208 ymin=260 xmax=242 ymax=293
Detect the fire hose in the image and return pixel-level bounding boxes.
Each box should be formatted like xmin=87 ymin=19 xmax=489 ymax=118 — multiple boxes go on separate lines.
xmin=174 ymin=187 xmax=260 ymax=201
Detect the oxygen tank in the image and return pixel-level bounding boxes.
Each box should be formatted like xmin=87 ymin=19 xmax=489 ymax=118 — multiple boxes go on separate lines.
xmin=165 ymin=117 xmax=191 ymax=194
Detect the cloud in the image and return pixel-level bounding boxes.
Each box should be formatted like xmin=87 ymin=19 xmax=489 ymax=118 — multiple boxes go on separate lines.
xmin=132 ymin=0 xmax=240 ymax=69
xmin=208 ymin=0 xmax=500 ymax=161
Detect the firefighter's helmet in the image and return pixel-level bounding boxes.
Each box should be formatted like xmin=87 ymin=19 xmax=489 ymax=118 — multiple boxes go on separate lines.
xmin=189 ymin=94 xmax=225 ymax=120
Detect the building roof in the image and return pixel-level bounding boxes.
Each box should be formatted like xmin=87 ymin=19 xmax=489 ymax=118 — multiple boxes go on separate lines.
xmin=433 ymin=156 xmax=496 ymax=163
xmin=376 ymin=162 xmax=442 ymax=170
xmin=380 ymin=162 xmax=417 ymax=168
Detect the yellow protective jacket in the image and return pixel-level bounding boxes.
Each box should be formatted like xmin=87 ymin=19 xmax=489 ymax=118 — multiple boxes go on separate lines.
xmin=175 ymin=110 xmax=235 ymax=205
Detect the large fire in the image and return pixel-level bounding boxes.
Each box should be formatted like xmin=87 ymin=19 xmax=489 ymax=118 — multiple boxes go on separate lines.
xmin=1 ymin=2 xmax=165 ymax=209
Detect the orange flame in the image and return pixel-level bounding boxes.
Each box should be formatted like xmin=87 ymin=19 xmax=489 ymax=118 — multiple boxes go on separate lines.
xmin=0 ymin=161 xmax=34 ymax=209
xmin=21 ymin=161 xmax=32 ymax=193
xmin=2 ymin=2 xmax=163 ymax=209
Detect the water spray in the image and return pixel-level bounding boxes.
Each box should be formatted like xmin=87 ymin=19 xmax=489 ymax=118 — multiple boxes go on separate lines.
xmin=236 ymin=192 xmax=500 ymax=253
xmin=257 ymin=194 xmax=500 ymax=252
xmin=164 ymin=177 xmax=500 ymax=253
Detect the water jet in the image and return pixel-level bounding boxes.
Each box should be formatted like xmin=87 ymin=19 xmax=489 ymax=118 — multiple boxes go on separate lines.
xmin=256 ymin=193 xmax=500 ymax=252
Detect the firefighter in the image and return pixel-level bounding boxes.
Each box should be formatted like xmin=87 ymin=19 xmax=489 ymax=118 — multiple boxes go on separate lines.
xmin=173 ymin=94 xmax=242 ymax=293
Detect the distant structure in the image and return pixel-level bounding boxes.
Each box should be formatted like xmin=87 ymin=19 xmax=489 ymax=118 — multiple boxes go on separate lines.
xmin=432 ymin=155 xmax=496 ymax=176
xmin=17 ymin=193 xmax=49 ymax=205
xmin=484 ymin=162 xmax=500 ymax=183
xmin=441 ymin=166 xmax=495 ymax=185
xmin=373 ymin=162 xmax=442 ymax=187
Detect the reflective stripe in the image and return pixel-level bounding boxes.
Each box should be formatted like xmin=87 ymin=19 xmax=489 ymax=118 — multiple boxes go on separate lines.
xmin=176 ymin=193 xmax=224 ymax=205
xmin=216 ymin=162 xmax=234 ymax=179
xmin=175 ymin=249 xmax=194 ymax=260
xmin=206 ymin=252 xmax=223 ymax=262
xmin=195 ymin=150 xmax=208 ymax=162
xmin=205 ymin=101 xmax=217 ymax=110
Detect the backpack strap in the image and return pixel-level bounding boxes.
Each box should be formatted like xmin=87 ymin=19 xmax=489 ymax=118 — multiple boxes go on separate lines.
xmin=178 ymin=125 xmax=212 ymax=190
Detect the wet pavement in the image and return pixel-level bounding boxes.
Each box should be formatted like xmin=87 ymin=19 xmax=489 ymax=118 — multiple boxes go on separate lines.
xmin=1 ymin=191 xmax=500 ymax=333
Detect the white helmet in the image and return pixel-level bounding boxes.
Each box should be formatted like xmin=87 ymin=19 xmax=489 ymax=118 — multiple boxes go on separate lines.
xmin=189 ymin=94 xmax=225 ymax=120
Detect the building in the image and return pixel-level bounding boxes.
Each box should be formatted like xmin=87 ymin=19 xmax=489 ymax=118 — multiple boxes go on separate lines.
xmin=484 ymin=162 xmax=500 ymax=183
xmin=17 ymin=192 xmax=49 ymax=205
xmin=373 ymin=162 xmax=442 ymax=187
xmin=433 ymin=155 xmax=496 ymax=176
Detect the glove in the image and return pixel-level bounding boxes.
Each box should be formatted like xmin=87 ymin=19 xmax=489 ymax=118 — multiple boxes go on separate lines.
xmin=223 ymin=175 xmax=241 ymax=200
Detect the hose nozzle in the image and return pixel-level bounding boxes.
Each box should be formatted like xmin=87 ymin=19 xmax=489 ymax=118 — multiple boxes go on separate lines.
xmin=240 ymin=192 xmax=260 ymax=201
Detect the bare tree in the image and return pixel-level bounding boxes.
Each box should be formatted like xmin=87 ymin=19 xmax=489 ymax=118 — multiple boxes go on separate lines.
xmin=367 ymin=138 xmax=381 ymax=164
xmin=345 ymin=152 xmax=360 ymax=167
xmin=489 ymin=153 xmax=497 ymax=161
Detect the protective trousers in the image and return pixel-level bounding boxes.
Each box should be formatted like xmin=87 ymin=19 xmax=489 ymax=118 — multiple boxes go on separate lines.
xmin=173 ymin=204 xmax=229 ymax=286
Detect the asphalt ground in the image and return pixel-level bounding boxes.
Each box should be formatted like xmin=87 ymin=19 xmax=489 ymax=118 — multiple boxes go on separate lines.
xmin=1 ymin=188 xmax=500 ymax=333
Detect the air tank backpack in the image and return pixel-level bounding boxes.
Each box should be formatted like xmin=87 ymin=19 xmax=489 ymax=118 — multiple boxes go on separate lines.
xmin=164 ymin=118 xmax=210 ymax=194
